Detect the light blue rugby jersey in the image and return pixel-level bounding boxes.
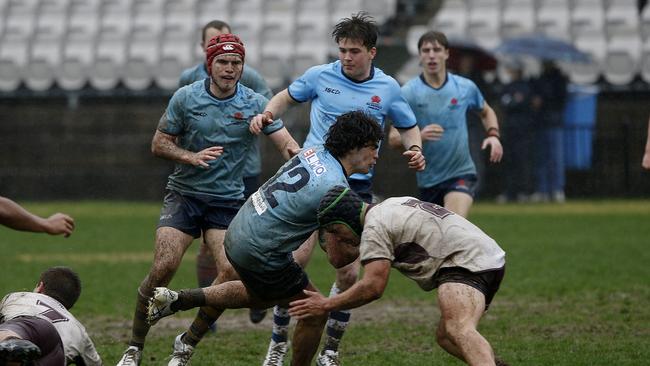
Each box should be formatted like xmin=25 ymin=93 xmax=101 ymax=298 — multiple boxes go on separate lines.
xmin=225 ymin=146 xmax=349 ymax=271
xmin=402 ymin=73 xmax=484 ymax=188
xmin=178 ymin=63 xmax=274 ymax=177
xmin=288 ymin=60 xmax=417 ymax=181
xmin=158 ymin=78 xmax=283 ymax=199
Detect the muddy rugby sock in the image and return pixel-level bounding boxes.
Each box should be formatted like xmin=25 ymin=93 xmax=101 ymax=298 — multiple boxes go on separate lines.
xmin=322 ymin=283 xmax=350 ymax=353
xmin=271 ymin=306 xmax=291 ymax=343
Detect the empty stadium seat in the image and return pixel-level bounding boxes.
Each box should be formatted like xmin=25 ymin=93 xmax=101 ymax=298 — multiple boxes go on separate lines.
xmin=57 ymin=31 xmax=94 ymax=91
xmin=99 ymin=0 xmax=132 ymax=37
xmin=362 ymin=0 xmax=397 ymax=23
xmin=535 ymin=0 xmax=570 ymax=40
xmin=230 ymin=16 xmax=262 ymax=67
xmin=3 ymin=0 xmax=38 ymax=39
xmin=395 ymin=56 xmax=420 ymax=85
xmin=25 ymin=34 xmax=62 ymax=91
xmin=90 ymin=32 xmax=127 ymax=90
xmin=405 ymin=25 xmax=428 ymax=56
xmin=642 ymin=3 xmax=650 ymax=40
xmin=428 ymin=0 xmax=467 ymax=38
xmin=155 ymin=29 xmax=193 ymax=90
xmin=294 ymin=16 xmax=331 ymax=79
xmin=195 ymin=0 xmax=231 ymax=27
xmin=163 ymin=0 xmax=196 ymax=36
xmin=67 ymin=0 xmax=100 ymax=36
xmin=564 ymin=33 xmax=606 ymax=84
xmin=330 ymin=0 xmax=364 ymax=28
xmin=501 ymin=0 xmax=535 ymax=38
xmin=131 ymin=0 xmax=164 ymax=35
xmin=467 ymin=0 xmax=500 ymax=40
xmin=123 ymin=30 xmax=158 ymax=90
xmin=603 ymin=33 xmax=642 ymax=85
xmin=570 ymin=0 xmax=605 ymax=38
xmin=604 ymin=1 xmax=640 ymax=38
xmin=0 ymin=34 xmax=29 ymax=91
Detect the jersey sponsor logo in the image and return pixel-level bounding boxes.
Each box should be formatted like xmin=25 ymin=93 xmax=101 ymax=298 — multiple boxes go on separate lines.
xmin=191 ymin=111 xmax=208 ymax=117
xmin=251 ymin=190 xmax=268 ymax=215
xmin=324 ymin=87 xmax=341 ymax=95
xmin=366 ymin=95 xmax=383 ymax=111
xmin=160 ymin=214 xmax=172 ymax=220
xmin=302 ymin=148 xmax=326 ymax=176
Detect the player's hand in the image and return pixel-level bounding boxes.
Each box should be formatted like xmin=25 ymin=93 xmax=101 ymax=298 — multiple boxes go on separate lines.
xmin=191 ymin=146 xmax=224 ymax=168
xmin=481 ymin=136 xmax=503 ymax=163
xmin=43 ymin=213 xmax=75 ymax=237
xmin=288 ymin=290 xmax=329 ymax=319
xmin=403 ymin=149 xmax=426 ymax=171
xmin=249 ymin=112 xmax=273 ymax=135
xmin=421 ymin=124 xmax=444 ymax=141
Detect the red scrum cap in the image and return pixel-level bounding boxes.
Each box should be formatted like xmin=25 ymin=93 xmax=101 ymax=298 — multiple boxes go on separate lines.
xmin=205 ymin=33 xmax=245 ymax=74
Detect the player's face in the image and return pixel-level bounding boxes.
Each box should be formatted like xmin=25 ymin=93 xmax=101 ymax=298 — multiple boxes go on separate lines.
xmin=337 ymin=38 xmax=376 ymax=81
xmin=319 ymin=224 xmax=360 ymax=269
xmin=202 ymin=26 xmax=230 ymax=52
xmin=346 ymin=141 xmax=379 ymax=174
xmin=419 ymin=40 xmax=449 ymax=76
xmin=210 ymin=55 xmax=243 ymax=96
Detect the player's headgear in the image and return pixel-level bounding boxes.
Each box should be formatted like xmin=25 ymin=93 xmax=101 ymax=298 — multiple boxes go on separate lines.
xmin=317 ymin=186 xmax=365 ymax=237
xmin=206 ymin=33 xmax=245 ymax=74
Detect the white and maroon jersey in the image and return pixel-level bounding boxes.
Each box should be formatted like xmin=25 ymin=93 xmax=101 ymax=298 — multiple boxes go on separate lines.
xmin=0 ymin=292 xmax=102 ymax=365
xmin=360 ymin=197 xmax=506 ymax=291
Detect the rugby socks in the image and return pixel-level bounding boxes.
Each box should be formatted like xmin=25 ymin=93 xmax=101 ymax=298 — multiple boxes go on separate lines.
xmin=172 ymin=289 xmax=206 ymax=311
xmin=196 ymin=242 xmax=218 ymax=288
xmin=271 ymin=306 xmax=291 ymax=343
xmin=129 ymin=287 xmax=152 ymax=349
xmin=184 ymin=306 xmax=222 ymax=347
xmin=322 ymin=283 xmax=351 ymax=353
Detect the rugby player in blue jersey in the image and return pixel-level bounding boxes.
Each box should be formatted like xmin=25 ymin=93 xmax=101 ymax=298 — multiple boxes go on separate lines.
xmin=179 ymin=19 xmax=274 ymax=326
xmin=116 ymin=34 xmax=300 ymax=366
xmin=249 ymin=12 xmax=425 ymax=365
xmin=389 ymin=30 xmax=503 ymax=218
xmin=145 ymin=110 xmax=385 ymax=366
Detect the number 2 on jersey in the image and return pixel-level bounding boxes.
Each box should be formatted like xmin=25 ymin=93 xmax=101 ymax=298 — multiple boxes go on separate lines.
xmin=262 ymin=157 xmax=310 ymax=208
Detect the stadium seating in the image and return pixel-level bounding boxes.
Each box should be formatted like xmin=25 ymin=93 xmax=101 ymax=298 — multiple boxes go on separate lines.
xmin=58 ymin=30 xmax=95 ymax=91
xmin=0 ymin=34 xmax=29 ymax=91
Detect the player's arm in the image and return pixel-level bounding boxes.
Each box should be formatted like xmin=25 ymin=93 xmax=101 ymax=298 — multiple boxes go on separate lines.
xmin=478 ymin=102 xmax=503 ymax=163
xmin=151 ymin=130 xmax=223 ymax=168
xmin=250 ymin=89 xmax=298 ymax=134
xmin=394 ymin=126 xmax=426 ymax=171
xmin=266 ymin=127 xmax=301 ymax=160
xmin=288 ymin=259 xmax=391 ymax=318
xmin=0 ymin=196 xmax=75 ymax=237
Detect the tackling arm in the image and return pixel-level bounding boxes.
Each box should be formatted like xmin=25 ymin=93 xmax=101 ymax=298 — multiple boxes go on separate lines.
xmin=288 ymin=259 xmax=391 ymax=318
xmin=0 ymin=196 xmax=74 ymax=236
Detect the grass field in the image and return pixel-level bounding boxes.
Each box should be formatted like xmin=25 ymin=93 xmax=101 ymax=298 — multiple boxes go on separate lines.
xmin=1 ymin=200 xmax=649 ymax=365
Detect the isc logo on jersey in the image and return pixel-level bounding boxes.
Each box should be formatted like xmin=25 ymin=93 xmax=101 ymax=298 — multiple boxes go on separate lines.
xmin=302 ymin=148 xmax=327 ymax=176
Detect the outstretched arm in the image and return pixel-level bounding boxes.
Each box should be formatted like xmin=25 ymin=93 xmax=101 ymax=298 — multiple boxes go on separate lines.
xmin=391 ymin=126 xmax=426 ymax=171
xmin=0 ymin=196 xmax=75 ymax=237
xmin=288 ymin=259 xmax=391 ymax=318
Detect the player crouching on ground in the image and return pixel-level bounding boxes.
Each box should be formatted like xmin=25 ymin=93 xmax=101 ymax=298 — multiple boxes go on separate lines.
xmin=289 ymin=186 xmax=507 ymax=366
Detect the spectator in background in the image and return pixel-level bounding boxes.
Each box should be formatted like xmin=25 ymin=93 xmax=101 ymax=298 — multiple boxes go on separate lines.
xmin=389 ymin=30 xmax=502 ymax=218
xmin=530 ymin=61 xmax=569 ymax=203
xmin=0 ymin=266 xmax=102 ymax=365
xmin=0 ymin=196 xmax=75 ymax=237
xmin=178 ymin=19 xmax=273 ymax=325
xmin=116 ymin=34 xmax=300 ymax=366
xmin=496 ymin=59 xmax=535 ymax=203
xmin=643 ymin=116 xmax=650 ymax=170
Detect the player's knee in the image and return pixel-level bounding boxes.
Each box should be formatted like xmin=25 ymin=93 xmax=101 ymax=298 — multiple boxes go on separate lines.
xmin=440 ymin=318 xmax=472 ymax=341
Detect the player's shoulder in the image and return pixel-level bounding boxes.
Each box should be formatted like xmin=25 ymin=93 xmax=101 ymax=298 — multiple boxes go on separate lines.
xmin=448 ymin=72 xmax=478 ymax=90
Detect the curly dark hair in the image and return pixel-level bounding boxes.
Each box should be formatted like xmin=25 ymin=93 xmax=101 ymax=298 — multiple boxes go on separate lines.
xmin=331 ymin=12 xmax=378 ymax=50
xmin=324 ymin=110 xmax=383 ymax=158
xmin=39 ymin=266 xmax=81 ymax=310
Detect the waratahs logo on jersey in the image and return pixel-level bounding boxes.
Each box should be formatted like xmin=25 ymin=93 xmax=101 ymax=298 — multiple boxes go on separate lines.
xmin=449 ymin=97 xmax=460 ymax=109
xmin=232 ymin=112 xmax=246 ymax=120
xmin=366 ymin=95 xmax=383 ymax=111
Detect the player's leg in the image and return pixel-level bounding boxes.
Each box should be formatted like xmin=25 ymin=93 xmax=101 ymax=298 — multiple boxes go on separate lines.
xmin=443 ymin=191 xmax=473 ymax=218
xmin=316 ymin=258 xmax=359 ymax=365
xmin=196 ymin=240 xmax=217 ymax=287
xmin=0 ymin=317 xmax=64 ymax=366
xmin=117 ymin=226 xmax=194 ymax=365
xmin=263 ymin=233 xmax=318 ymax=366
xmin=288 ymin=282 xmax=329 ymax=366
